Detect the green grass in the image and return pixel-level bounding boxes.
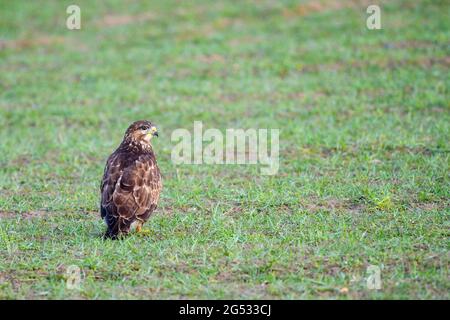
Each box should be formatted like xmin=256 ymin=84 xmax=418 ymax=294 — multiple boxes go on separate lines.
xmin=0 ymin=0 xmax=449 ymax=299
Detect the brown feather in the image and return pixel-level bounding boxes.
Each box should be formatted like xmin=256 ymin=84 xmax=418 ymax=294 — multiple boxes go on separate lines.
xmin=100 ymin=120 xmax=162 ymax=239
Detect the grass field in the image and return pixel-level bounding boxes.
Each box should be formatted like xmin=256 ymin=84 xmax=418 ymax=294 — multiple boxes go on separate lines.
xmin=0 ymin=0 xmax=449 ymax=299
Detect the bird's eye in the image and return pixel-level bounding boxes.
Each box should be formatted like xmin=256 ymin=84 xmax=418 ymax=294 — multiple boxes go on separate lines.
xmin=139 ymin=126 xmax=149 ymax=131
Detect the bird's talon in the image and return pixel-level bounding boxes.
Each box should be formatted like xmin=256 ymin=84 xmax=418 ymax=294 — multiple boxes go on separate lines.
xmin=138 ymin=229 xmax=151 ymax=236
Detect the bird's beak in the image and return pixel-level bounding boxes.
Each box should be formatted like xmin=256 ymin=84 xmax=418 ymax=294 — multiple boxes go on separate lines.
xmin=150 ymin=126 xmax=158 ymax=138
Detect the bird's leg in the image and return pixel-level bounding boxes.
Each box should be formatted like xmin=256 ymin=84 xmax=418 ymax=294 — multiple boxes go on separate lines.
xmin=135 ymin=222 xmax=151 ymax=236
xmin=136 ymin=224 xmax=142 ymax=233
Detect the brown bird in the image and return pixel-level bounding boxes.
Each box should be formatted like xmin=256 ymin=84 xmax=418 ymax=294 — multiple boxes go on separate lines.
xmin=100 ymin=120 xmax=162 ymax=239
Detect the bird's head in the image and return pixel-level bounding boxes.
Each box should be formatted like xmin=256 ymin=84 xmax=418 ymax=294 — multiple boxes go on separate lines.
xmin=123 ymin=120 xmax=159 ymax=147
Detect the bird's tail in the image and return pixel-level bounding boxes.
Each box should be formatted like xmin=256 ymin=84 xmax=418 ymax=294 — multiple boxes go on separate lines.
xmin=103 ymin=213 xmax=130 ymax=240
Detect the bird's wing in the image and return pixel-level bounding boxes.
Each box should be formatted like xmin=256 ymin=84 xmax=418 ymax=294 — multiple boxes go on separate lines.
xmin=134 ymin=154 xmax=162 ymax=221
xmin=100 ymin=153 xmax=123 ymax=218
xmin=110 ymin=154 xmax=161 ymax=224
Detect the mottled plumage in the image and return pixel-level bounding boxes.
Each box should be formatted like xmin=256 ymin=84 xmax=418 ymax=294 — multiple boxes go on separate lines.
xmin=100 ymin=120 xmax=162 ymax=239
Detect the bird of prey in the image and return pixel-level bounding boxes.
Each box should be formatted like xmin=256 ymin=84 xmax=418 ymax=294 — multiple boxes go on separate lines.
xmin=100 ymin=120 xmax=162 ymax=239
